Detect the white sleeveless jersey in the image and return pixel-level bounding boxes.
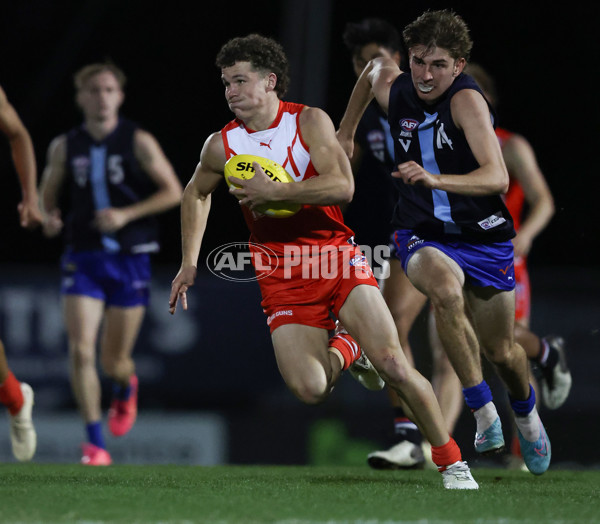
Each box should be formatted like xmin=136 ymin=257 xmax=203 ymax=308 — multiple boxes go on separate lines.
xmin=222 ymin=101 xmax=314 ymax=181
xmin=219 ymin=101 xmax=353 ymax=256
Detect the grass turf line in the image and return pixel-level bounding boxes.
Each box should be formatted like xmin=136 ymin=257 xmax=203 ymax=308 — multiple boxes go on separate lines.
xmin=0 ymin=464 xmax=599 ymax=523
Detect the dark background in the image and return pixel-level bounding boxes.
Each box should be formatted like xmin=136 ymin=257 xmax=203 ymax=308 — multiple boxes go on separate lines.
xmin=0 ymin=0 xmax=598 ymax=467
xmin=0 ymin=0 xmax=598 ymax=268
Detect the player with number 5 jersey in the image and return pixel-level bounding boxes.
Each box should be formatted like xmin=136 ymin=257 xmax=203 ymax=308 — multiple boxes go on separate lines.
xmin=40 ymin=62 xmax=182 ymax=466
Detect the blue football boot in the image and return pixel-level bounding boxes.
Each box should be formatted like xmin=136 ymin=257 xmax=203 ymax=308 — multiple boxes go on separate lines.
xmin=474 ymin=416 xmax=505 ymax=454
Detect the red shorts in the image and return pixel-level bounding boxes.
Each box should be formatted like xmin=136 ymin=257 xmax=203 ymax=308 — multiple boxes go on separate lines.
xmin=258 ymin=244 xmax=379 ymax=332
xmin=514 ymin=256 xmax=530 ymax=322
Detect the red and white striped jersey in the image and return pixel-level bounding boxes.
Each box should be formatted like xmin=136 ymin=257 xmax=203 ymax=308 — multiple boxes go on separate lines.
xmin=220 ymin=100 xmax=354 ymax=259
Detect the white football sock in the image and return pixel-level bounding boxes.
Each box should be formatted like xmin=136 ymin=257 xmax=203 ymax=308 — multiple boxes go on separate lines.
xmin=473 ymin=401 xmax=499 ymax=434
xmin=514 ymin=405 xmax=541 ymax=442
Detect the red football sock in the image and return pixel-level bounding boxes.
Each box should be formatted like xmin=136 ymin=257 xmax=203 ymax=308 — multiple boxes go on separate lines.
xmin=431 ymin=437 xmax=462 ymax=471
xmin=511 ymin=434 xmax=522 ymax=457
xmin=328 ymin=333 xmax=360 ymax=370
xmin=0 ymin=371 xmax=24 ymax=415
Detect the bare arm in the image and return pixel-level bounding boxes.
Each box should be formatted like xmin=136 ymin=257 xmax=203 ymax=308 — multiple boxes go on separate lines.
xmin=503 ymin=134 xmax=554 ymax=257
xmin=39 ymin=135 xmax=68 ymax=237
xmin=94 ymin=130 xmax=183 ymax=233
xmin=337 ymin=57 xmax=401 ymax=158
xmin=395 ymin=89 xmax=509 ymax=196
xmin=0 ymin=86 xmax=42 ymax=228
xmin=169 ymin=132 xmax=225 ymax=314
xmin=231 ymin=107 xmax=355 ymax=208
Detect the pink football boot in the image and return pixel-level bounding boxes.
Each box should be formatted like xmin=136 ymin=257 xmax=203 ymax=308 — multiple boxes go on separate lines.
xmin=108 ymin=375 xmax=138 ymax=437
xmin=81 ymin=443 xmax=112 ymax=466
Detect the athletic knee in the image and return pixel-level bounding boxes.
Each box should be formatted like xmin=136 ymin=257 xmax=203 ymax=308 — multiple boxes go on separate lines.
xmin=382 ymin=363 xmax=431 ymax=402
xmin=69 ymin=343 xmax=95 ymax=369
xmin=481 ymin=341 xmax=514 ymax=365
xmin=430 ymin=285 xmax=463 ymax=313
xmin=287 ymin=375 xmax=331 ymax=405
xmin=290 ymin=383 xmax=330 ymax=405
xmin=373 ymin=350 xmax=411 ymax=386
xmin=99 ymin=354 xmax=131 ymax=377
xmin=99 ymin=355 xmax=116 ymax=376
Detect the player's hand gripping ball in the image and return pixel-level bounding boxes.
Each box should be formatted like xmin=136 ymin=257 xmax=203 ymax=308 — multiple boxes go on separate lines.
xmin=224 ymin=154 xmax=301 ymax=218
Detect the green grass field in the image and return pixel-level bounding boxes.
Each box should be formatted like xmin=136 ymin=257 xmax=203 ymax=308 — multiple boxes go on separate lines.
xmin=0 ymin=464 xmax=599 ymax=523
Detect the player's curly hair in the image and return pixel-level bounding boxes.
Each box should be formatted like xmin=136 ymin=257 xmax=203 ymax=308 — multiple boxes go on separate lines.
xmin=403 ymin=9 xmax=472 ymax=61
xmin=216 ymin=34 xmax=290 ymax=99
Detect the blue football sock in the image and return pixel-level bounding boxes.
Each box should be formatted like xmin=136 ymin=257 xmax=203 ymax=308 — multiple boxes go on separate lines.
xmin=113 ymin=381 xmax=132 ymax=401
xmin=462 ymin=381 xmax=493 ymax=411
xmin=509 ymin=384 xmax=536 ymax=416
xmin=86 ymin=421 xmax=106 ymax=449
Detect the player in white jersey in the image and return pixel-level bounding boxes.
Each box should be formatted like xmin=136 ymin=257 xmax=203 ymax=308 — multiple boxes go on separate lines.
xmin=169 ymin=33 xmax=478 ymax=489
xmin=0 ymin=84 xmax=41 ymax=461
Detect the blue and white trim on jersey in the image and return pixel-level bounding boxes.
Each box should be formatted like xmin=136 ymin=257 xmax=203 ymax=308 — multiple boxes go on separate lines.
xmin=90 ymin=145 xmax=121 ymax=253
xmin=418 ymin=112 xmax=460 ymax=235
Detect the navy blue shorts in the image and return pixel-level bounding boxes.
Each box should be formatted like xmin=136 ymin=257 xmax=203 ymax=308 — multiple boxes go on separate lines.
xmin=390 ymin=229 xmax=515 ymax=291
xmin=61 ymin=250 xmax=151 ymax=307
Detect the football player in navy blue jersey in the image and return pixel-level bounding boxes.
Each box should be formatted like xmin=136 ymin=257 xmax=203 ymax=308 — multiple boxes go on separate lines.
xmin=40 ymin=62 xmax=182 ymax=465
xmin=339 ymin=9 xmax=551 ymax=476
xmin=341 ymin=18 xmax=429 ymax=469
xmin=341 ymin=18 xmax=402 ymax=254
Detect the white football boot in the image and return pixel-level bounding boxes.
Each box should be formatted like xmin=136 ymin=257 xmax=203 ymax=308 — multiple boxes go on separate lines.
xmin=9 ymin=383 xmax=37 ymax=461
xmin=367 ymin=440 xmax=425 ymax=469
xmin=441 ymin=461 xmax=479 ymax=490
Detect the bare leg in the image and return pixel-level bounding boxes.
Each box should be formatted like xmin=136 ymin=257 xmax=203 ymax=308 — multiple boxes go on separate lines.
xmin=0 ymin=341 xmax=10 ymax=384
xmin=339 ymin=285 xmax=450 ymax=447
xmin=404 ymin=246 xmax=506 ymax=453
xmin=406 ymin=247 xmax=484 ymax=389
xmin=382 ymin=259 xmax=429 ymax=367
xmin=466 ymin=286 xmax=530 ymax=400
xmin=64 ymin=295 xmax=105 ymax=423
xmin=428 ymin=311 xmax=464 ymax=434
xmin=381 ymin=259 xmax=429 ymax=420
xmin=272 ymin=324 xmax=339 ymax=405
xmin=514 ymin=323 xmax=542 ymax=360
xmin=0 ymin=339 xmax=36 ymax=462
xmin=100 ymin=305 xmax=146 ymax=385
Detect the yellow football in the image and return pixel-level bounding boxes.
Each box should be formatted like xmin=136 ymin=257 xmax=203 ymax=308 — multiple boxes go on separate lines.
xmin=224 ymin=154 xmax=301 ymax=218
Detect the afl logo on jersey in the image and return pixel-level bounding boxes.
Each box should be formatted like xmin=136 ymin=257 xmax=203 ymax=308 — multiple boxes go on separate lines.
xmin=367 ymin=129 xmax=385 ymax=144
xmin=366 ymin=130 xmax=386 ymax=162
xmin=72 ymin=156 xmax=90 ymax=187
xmin=400 ymin=119 xmax=419 ymax=132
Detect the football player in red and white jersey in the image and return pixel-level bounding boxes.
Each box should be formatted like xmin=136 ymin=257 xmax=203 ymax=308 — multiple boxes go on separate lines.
xmin=169 ymin=33 xmax=478 ymax=489
xmin=0 ymin=84 xmax=41 ymax=462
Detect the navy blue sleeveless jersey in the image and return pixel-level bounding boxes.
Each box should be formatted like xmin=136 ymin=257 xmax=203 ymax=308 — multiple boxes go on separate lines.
xmin=343 ymin=100 xmax=400 ymax=249
xmin=64 ymin=118 xmax=159 ymax=253
xmin=387 ymin=73 xmax=515 ymax=242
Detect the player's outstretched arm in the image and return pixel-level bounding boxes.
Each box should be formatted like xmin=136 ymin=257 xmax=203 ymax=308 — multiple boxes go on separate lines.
xmin=337 ymin=57 xmax=400 ymax=158
xmin=502 ymin=133 xmax=554 ymax=257
xmin=39 ymin=135 xmax=68 ymax=238
xmin=169 ymin=132 xmax=224 ymax=315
